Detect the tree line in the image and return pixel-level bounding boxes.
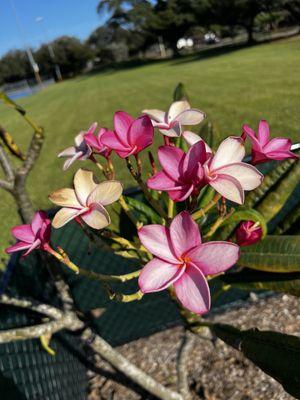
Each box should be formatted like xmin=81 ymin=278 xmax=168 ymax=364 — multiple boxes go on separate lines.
xmin=0 ymin=0 xmax=299 ymax=85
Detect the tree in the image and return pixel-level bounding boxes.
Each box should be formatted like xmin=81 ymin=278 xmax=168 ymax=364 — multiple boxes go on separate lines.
xmin=0 ymin=50 xmax=32 ymax=84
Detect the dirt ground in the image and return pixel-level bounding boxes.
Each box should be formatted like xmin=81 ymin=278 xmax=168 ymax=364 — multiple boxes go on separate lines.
xmin=88 ymin=293 xmax=300 ymax=400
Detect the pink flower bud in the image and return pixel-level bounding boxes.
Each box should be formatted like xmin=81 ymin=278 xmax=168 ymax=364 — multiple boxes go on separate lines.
xmin=236 ymin=220 xmax=263 ymax=247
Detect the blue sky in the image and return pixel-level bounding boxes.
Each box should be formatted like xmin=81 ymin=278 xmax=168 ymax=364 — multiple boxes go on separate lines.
xmin=0 ymin=0 xmax=108 ymax=56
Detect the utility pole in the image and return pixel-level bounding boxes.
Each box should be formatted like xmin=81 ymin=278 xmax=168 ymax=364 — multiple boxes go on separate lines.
xmin=9 ymin=0 xmax=42 ymax=86
xmin=36 ymin=16 xmax=63 ymax=82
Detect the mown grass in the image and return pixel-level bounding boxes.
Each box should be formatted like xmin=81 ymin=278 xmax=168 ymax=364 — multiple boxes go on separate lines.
xmin=0 ymin=35 xmax=300 ymax=252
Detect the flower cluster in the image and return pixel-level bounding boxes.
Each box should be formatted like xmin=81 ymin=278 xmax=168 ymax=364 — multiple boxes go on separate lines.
xmin=6 ymin=97 xmax=298 ymax=315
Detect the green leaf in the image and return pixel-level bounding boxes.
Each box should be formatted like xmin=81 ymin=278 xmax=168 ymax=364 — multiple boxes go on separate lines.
xmin=238 ymin=235 xmax=300 ymax=272
xmin=125 ymin=196 xmax=162 ymax=224
xmin=220 ymin=269 xmax=300 ymax=296
xmin=197 ymin=186 xmax=215 ymax=208
xmin=215 ymin=207 xmax=267 ymax=240
xmin=256 ymin=161 xmax=300 ymax=223
xmin=274 ymin=202 xmax=300 ymax=235
xmin=208 ymin=323 xmax=300 ymax=398
xmin=173 ymin=82 xmax=189 ymax=101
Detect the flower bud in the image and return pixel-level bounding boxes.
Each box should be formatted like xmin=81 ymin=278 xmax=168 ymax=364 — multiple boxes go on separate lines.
xmin=236 ymin=221 xmax=262 ymax=247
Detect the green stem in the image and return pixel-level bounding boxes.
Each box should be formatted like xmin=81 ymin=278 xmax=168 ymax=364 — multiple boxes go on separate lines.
xmin=192 ymin=193 xmax=221 ymax=221
xmin=168 ymin=198 xmax=174 ymax=219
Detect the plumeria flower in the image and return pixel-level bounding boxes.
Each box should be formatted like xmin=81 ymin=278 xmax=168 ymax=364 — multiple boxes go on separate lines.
xmin=147 ymin=141 xmax=209 ymax=202
xmin=203 ymin=137 xmax=263 ymax=204
xmin=101 ymin=111 xmax=153 ymax=158
xmin=236 ymin=220 xmax=263 ymax=246
xmin=58 ymin=124 xmax=94 ymax=170
xmin=6 ymin=211 xmax=51 ymax=257
xmin=49 ymin=169 xmax=122 ymax=229
xmin=138 ymin=211 xmax=239 ymax=314
xmin=242 ymin=120 xmax=298 ymax=164
xmin=143 ymin=100 xmax=205 ymax=137
xmin=84 ymin=125 xmax=112 ymax=159
xmin=182 ymin=130 xmax=212 ymax=154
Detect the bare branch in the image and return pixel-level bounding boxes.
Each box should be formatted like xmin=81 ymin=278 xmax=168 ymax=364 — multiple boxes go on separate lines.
xmin=82 ymin=328 xmax=183 ymax=400
xmin=0 ymin=140 xmax=15 ymax=182
xmin=0 ymin=178 xmax=13 ymax=191
xmin=177 ymin=331 xmax=194 ymax=400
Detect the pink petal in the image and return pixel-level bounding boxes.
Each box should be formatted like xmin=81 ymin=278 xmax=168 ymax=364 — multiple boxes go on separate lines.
xmin=142 ymin=109 xmax=165 ymax=123
xmin=52 ymin=207 xmax=86 ymax=229
xmin=176 ymin=109 xmax=205 ymax=125
xmin=31 ymin=211 xmax=48 ymax=234
xmin=187 ymin=242 xmax=239 ymax=275
xmin=264 ymin=137 xmax=293 ymax=153
xmin=167 ymin=100 xmax=190 ymax=122
xmin=128 ymin=115 xmax=153 ymax=151
xmin=168 ymin=185 xmax=194 ymax=202
xmin=138 ymin=225 xmax=178 ymax=263
xmin=209 ymin=174 xmax=244 ymax=204
xmin=114 ymin=111 xmax=134 ymax=143
xmin=6 ymin=241 xmax=31 ymax=254
xmin=84 ymin=133 xmax=101 ymax=151
xmin=86 ymin=122 xmax=98 ymax=134
xmin=258 ymin=120 xmax=270 ymax=147
xmin=23 ymin=238 xmax=42 ymax=256
xmin=170 ymin=211 xmax=201 ymax=258
xmin=138 ymin=258 xmax=185 ymax=293
xmin=174 ymin=265 xmax=210 ymax=314
xmin=242 ymin=124 xmax=261 ymax=150
xmin=101 ymin=130 xmax=130 ymax=152
xmin=158 ymin=146 xmax=185 ymax=181
xmin=210 ymin=137 xmax=245 ymax=170
xmin=183 ymin=141 xmax=207 ymax=176
xmin=12 ymin=224 xmax=34 ymax=243
xmin=81 ymin=204 xmax=110 ymax=230
xmin=74 ymin=169 xmax=97 ymax=206
xmin=215 ymin=162 xmax=263 ymax=191
xmin=147 ymin=171 xmax=178 ymax=191
xmin=266 ymin=150 xmax=298 ymax=160
xmin=87 ymin=180 xmax=123 ymax=206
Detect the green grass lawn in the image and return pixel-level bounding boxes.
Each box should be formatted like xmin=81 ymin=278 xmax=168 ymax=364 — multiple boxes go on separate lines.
xmin=0 ymin=35 xmax=300 ymax=253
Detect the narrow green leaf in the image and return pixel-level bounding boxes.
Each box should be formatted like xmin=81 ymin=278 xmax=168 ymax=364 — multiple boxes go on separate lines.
xmin=238 ymin=235 xmax=300 ymax=272
xmin=173 ymin=82 xmax=189 ymax=101
xmin=125 ymin=196 xmax=162 ymax=224
xmin=274 ymin=203 xmax=300 ymax=235
xmin=197 ymin=186 xmax=215 ymax=208
xmin=220 ymin=269 xmax=300 ymax=296
xmin=208 ymin=323 xmax=300 ymax=398
xmin=0 ymin=91 xmax=26 ymax=115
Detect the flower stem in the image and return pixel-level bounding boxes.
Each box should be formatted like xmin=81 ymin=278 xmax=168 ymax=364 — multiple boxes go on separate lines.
xmin=168 ymin=198 xmax=174 ymax=219
xmin=191 ymin=193 xmax=221 ymax=221
xmin=126 ymin=157 xmax=167 ymax=220
xmin=204 ymin=208 xmax=234 ymax=238
xmin=118 ymin=195 xmax=140 ymax=227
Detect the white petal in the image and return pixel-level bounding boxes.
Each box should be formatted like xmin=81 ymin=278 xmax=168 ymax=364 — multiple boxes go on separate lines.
xmin=167 ymin=100 xmax=190 ymax=122
xmin=210 ymin=137 xmax=245 ymax=170
xmin=215 ymin=163 xmax=263 ymax=191
xmin=49 ymin=188 xmax=81 ymax=208
xmin=176 ymin=109 xmax=205 ymax=125
xmin=182 ymin=131 xmax=212 ymax=153
xmin=87 ymin=180 xmax=123 ymax=206
xmin=73 ymin=169 xmax=97 ymax=206
xmin=58 ymin=146 xmax=76 ymax=158
xmin=52 ymin=207 xmax=85 ymax=228
xmin=142 ymin=109 xmax=165 ymax=123
xmin=209 ymin=174 xmax=244 ymax=204
xmin=81 ymin=204 xmax=111 ymax=230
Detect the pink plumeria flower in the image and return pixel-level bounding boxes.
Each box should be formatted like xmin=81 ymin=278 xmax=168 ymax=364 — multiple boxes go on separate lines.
xmin=203 ymin=137 xmax=263 ymax=204
xmin=143 ymin=100 xmax=205 ymax=137
xmin=101 ymin=111 xmax=153 ymax=158
xmin=138 ymin=211 xmax=239 ymax=314
xmin=58 ymin=124 xmax=95 ymax=170
xmin=236 ymin=220 xmax=263 ymax=247
xmin=242 ymin=120 xmax=298 ymax=164
xmin=182 ymin=130 xmax=212 ymax=154
xmin=49 ymin=169 xmax=122 ymax=229
xmin=84 ymin=126 xmax=112 ymax=159
xmin=147 ymin=141 xmax=209 ymax=202
xmin=6 ymin=211 xmax=51 ymax=257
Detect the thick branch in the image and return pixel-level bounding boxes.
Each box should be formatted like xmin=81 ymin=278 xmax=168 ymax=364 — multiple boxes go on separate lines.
xmin=177 ymin=331 xmax=194 ymax=400
xmin=82 ymin=328 xmax=183 ymax=400
xmin=0 ymin=141 xmax=15 ymax=182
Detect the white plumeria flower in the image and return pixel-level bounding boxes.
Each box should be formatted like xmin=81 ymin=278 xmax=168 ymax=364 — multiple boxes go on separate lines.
xmin=182 ymin=130 xmax=212 ymax=154
xmin=49 ymin=169 xmax=122 ymax=229
xmin=58 ymin=124 xmax=97 ymax=170
xmin=143 ymin=100 xmax=205 ymax=137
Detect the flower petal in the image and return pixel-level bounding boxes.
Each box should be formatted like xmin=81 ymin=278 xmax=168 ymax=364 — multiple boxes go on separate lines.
xmin=158 ymin=146 xmax=185 ymax=181
xmin=114 ymin=111 xmax=134 ymax=144
xmin=31 ymin=211 xmax=48 ymax=234
xmin=168 ymin=185 xmax=194 ymax=202
xmin=170 ymin=211 xmax=201 ymax=258
xmin=158 ymin=122 xmax=181 ymax=137
xmin=182 ymin=131 xmax=212 ymax=153
xmin=128 ymin=115 xmax=153 ymax=151
xmin=58 ymin=146 xmax=76 ymax=158
xmin=147 ymin=171 xmax=178 ymax=191
xmin=23 ymin=238 xmax=42 ymax=256
xmin=215 ymin=162 xmax=263 ymax=190
xmin=138 ymin=258 xmax=185 ymax=293
xmin=11 ymin=225 xmax=34 ymax=243
xmin=6 ymin=241 xmax=31 ymax=254
xmin=138 ymin=225 xmax=178 ymax=263
xmin=183 ymin=141 xmax=207 ymax=175
xmin=52 ymin=207 xmax=86 ymax=228
xmin=74 ymin=169 xmax=97 ymax=206
xmin=210 ymin=137 xmax=245 ymax=170
xmin=142 ymin=109 xmax=165 ymax=123
xmin=81 ymin=204 xmax=111 ymax=230
xmin=176 ymin=109 xmax=205 ymax=125
xmin=242 ymin=124 xmax=261 ymax=149
xmin=87 ymin=180 xmax=123 ymax=206
xmin=174 ymin=265 xmax=210 ymax=314
xmin=62 ymin=152 xmax=82 ymax=171
xmin=264 ymin=137 xmax=293 ymax=153
xmin=187 ymin=242 xmax=239 ymax=275
xmin=167 ymin=100 xmax=190 ymax=122
xmin=209 ymin=174 xmax=244 ymax=204
xmin=258 ymin=120 xmax=270 ymax=147
xmin=49 ymin=188 xmax=81 ymax=208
